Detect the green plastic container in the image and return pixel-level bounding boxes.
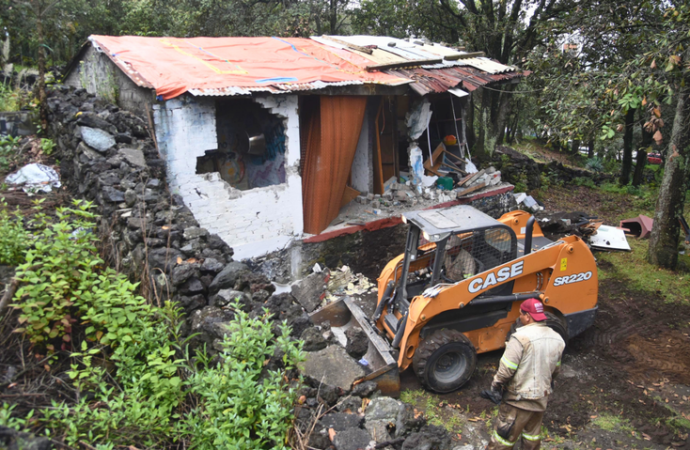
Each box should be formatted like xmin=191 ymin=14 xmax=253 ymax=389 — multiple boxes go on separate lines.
xmin=436 ymin=176 xmax=454 ymax=191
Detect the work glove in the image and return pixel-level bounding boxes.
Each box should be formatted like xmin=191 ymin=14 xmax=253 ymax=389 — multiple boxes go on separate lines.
xmin=480 ymin=384 xmax=503 ymax=405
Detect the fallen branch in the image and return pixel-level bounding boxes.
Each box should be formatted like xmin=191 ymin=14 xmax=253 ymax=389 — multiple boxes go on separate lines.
xmin=0 ymin=277 xmax=19 ymax=316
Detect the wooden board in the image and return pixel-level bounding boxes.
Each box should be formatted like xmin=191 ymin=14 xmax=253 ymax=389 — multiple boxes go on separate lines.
xmin=341 ymin=185 xmax=361 ymax=208
xmin=456 ymin=182 xmax=486 ymax=197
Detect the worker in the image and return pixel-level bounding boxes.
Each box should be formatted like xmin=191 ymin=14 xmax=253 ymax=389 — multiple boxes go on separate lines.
xmin=482 ymin=298 xmax=565 ymax=450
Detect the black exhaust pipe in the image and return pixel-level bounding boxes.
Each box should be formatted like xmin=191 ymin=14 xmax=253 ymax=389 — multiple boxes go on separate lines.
xmin=524 ymin=215 xmax=535 ymax=255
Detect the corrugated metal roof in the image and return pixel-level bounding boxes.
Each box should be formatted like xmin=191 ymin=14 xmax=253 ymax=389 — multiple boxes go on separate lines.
xmin=80 ymin=34 xmax=527 ymax=99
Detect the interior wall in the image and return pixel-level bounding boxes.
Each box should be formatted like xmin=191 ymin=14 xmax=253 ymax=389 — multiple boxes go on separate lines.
xmin=153 ymin=94 xmax=303 ymax=260
xmin=351 ymin=98 xmax=376 ymax=194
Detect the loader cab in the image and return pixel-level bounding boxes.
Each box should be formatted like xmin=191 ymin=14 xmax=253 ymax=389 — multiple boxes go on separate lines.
xmin=396 ymin=206 xmax=518 ymax=304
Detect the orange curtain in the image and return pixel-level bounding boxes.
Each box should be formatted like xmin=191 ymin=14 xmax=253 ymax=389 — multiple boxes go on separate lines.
xmin=302 ymin=96 xmax=367 ymax=235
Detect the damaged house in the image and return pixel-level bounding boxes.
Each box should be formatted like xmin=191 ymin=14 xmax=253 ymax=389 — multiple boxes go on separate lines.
xmin=64 ymin=35 xmax=528 ymax=260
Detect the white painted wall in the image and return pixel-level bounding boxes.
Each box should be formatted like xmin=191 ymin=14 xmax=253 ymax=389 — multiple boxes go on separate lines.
xmin=351 ymin=99 xmax=374 ymax=194
xmin=153 ymin=94 xmax=303 ymax=260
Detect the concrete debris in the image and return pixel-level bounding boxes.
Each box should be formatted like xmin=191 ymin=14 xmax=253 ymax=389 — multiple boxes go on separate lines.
xmin=291 ymin=270 xmax=330 ymax=313
xmin=333 ymin=427 xmax=374 ymax=450
xmin=332 ymin=164 xmax=507 ymax=230
xmin=326 ymin=265 xmax=376 ymax=302
xmin=514 ymin=193 xmax=543 ymax=212
xmin=299 ymin=345 xmax=366 ymax=391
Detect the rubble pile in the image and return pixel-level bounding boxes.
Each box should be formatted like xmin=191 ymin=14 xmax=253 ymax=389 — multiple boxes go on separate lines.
xmin=44 ymin=87 xmax=475 ymax=450
xmin=332 ymin=167 xmax=506 ymax=228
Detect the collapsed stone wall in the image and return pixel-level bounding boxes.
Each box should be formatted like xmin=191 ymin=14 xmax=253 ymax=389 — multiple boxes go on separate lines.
xmin=493 ymin=145 xmax=612 ymax=190
xmin=45 ymin=87 xmax=313 ymax=347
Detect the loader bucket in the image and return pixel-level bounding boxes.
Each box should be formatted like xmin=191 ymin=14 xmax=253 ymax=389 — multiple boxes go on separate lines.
xmin=309 ymin=298 xmax=401 ymax=397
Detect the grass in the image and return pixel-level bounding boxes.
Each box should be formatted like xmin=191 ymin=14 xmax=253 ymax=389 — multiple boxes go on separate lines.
xmin=399 ymin=389 xmax=465 ymax=434
xmin=592 ymin=413 xmax=635 ymax=433
xmin=597 ymin=238 xmax=690 ymax=304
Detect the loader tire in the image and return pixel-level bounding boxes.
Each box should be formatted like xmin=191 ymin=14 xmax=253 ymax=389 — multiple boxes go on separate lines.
xmin=508 ymin=312 xmax=569 ymax=345
xmin=413 ymin=329 xmax=477 ymax=393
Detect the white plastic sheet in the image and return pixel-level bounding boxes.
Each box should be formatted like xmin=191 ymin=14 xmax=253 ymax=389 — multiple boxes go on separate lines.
xmin=5 ymin=163 xmax=61 ymax=193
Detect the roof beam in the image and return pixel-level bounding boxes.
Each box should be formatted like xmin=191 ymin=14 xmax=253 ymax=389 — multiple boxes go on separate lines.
xmin=321 ymin=35 xmax=373 ymax=54
xmin=444 ymin=51 xmax=486 ymax=60
xmin=366 ymin=59 xmax=443 ymax=72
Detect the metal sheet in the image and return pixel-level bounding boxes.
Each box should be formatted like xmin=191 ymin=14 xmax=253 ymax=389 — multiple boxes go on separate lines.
xmin=449 ymin=87 xmax=469 ymax=98
xmin=588 ymin=225 xmax=631 ymax=251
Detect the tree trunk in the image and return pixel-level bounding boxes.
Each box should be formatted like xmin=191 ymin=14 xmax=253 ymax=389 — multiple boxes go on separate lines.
xmin=588 ymin=139 xmax=594 ymax=158
xmin=619 ymin=107 xmax=636 ymax=185
xmin=570 ymin=139 xmax=580 ymax=155
xmin=647 ymin=85 xmax=690 ymax=269
xmin=632 ymin=110 xmax=652 ymax=186
xmin=465 ymin=96 xmax=476 ymax=151
xmin=475 ymin=89 xmax=490 ymax=159
xmin=35 ymin=6 xmax=48 ymax=130
xmin=329 ymin=0 xmax=337 ymax=33
xmin=506 ymin=103 xmax=520 ymax=144
xmin=494 ymin=90 xmax=512 ymax=145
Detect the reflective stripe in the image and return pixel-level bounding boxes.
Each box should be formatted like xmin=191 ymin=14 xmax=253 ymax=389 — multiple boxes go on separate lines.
xmin=493 ymin=430 xmax=517 ymax=446
xmin=501 ymin=356 xmax=519 ymax=370
xmin=522 ymin=432 xmax=541 ymax=441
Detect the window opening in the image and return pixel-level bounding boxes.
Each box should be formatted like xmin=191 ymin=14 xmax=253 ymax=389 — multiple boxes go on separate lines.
xmin=197 ymin=99 xmax=286 ymax=190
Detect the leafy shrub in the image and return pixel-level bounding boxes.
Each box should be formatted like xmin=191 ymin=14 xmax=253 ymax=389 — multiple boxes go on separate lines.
xmin=8 ymin=202 xmax=304 ymax=449
xmin=0 ymin=135 xmax=21 ymax=170
xmin=40 ymin=138 xmax=56 ymax=155
xmin=0 ymin=403 xmax=33 ymax=431
xmin=573 ymin=177 xmax=596 ymax=188
xmin=179 ymin=304 xmax=303 ymax=450
xmin=585 ymin=157 xmax=604 ymax=172
xmin=13 ymin=201 xmax=101 ymax=350
xmin=0 ymin=84 xmax=33 ymax=112
xmin=0 ymin=199 xmax=30 ymax=265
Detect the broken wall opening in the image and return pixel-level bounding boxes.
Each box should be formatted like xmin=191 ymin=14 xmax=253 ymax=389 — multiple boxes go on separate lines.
xmin=416 ymin=94 xmax=467 ymax=167
xmin=196 ymin=98 xmax=286 ymax=190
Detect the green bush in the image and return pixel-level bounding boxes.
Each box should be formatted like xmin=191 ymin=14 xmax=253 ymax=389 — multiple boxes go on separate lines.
xmin=8 ymin=202 xmax=304 ymax=449
xmin=13 ymin=200 xmax=102 ymax=350
xmin=179 ymin=305 xmax=303 ymax=449
xmin=0 ymin=135 xmax=21 ymax=170
xmin=0 ymin=199 xmax=30 ymax=265
xmin=585 ymin=157 xmax=604 ymax=172
xmin=573 ymin=177 xmax=597 ymax=188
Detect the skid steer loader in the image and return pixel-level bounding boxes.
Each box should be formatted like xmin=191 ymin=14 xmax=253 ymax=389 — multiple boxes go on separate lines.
xmin=310 ymin=204 xmax=598 ymax=396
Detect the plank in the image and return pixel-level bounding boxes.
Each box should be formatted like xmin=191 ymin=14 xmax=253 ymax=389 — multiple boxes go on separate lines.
xmin=456 ymin=182 xmax=487 ymax=197
xmin=365 ymin=58 xmax=443 ymax=72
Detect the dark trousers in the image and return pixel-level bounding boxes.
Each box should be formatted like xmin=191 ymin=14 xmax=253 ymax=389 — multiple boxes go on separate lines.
xmin=487 ymin=402 xmax=543 ymax=450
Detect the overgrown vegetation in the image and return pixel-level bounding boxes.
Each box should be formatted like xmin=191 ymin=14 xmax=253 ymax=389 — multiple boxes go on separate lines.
xmin=0 ymin=199 xmax=30 ymax=265
xmin=0 ymin=83 xmax=34 ymax=112
xmin=0 ymin=201 xmax=304 ymax=448
xmin=0 ymin=135 xmax=22 ymax=171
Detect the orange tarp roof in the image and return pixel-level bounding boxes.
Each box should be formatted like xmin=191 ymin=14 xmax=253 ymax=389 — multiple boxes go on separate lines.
xmin=90 ymin=36 xmax=407 ymax=100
